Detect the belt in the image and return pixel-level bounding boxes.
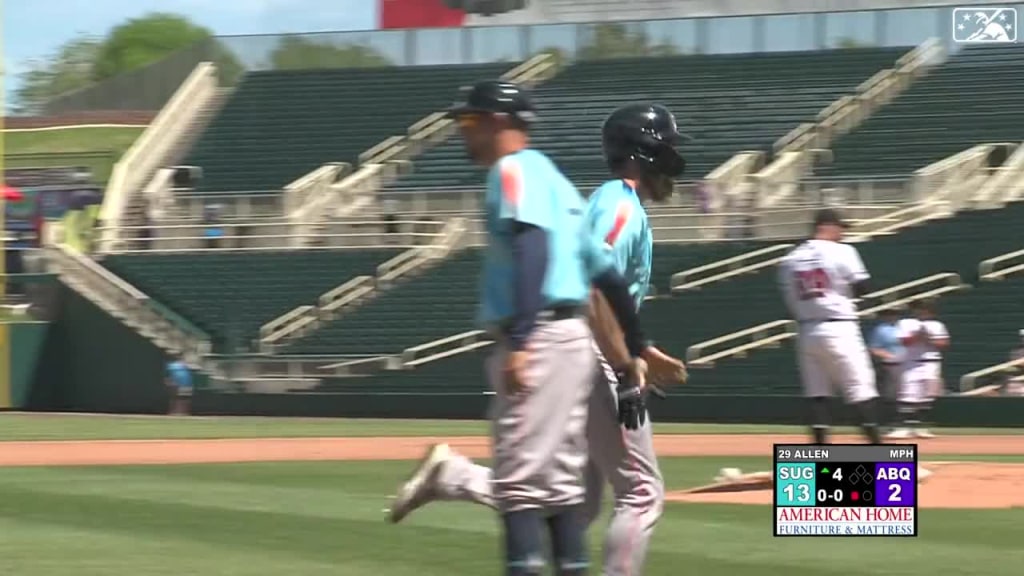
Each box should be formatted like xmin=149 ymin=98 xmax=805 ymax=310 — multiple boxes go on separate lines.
xmin=491 ymin=305 xmax=586 ymax=339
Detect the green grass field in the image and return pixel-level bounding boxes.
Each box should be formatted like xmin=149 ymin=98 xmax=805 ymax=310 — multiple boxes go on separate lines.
xmin=1 ymin=414 xmax=1021 ymax=575
xmin=3 ymin=126 xmax=144 ymax=183
xmin=4 ymin=127 xmax=144 ymax=156
xmin=2 ymin=413 xmax=1022 ymax=441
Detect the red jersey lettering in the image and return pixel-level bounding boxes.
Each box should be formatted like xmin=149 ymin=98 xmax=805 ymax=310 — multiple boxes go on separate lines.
xmin=794 ymin=268 xmax=831 ymax=300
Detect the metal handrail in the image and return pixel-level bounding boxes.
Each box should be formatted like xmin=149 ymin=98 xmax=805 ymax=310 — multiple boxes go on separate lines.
xmin=685 ymin=274 xmax=967 ymax=367
xmin=671 ymin=244 xmax=793 ymax=292
xmin=960 ymin=357 xmax=1024 ymax=392
xmin=687 ymin=320 xmax=794 ymax=363
xmin=979 ymin=249 xmax=1024 ymax=281
xmin=857 ymin=273 xmax=961 ymax=305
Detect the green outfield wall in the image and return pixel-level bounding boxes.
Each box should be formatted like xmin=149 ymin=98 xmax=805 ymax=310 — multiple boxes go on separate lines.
xmin=189 ymin=391 xmax=1024 ymax=427
xmin=15 ymin=282 xmax=1024 ymax=426
xmin=27 ymin=284 xmax=168 ymax=413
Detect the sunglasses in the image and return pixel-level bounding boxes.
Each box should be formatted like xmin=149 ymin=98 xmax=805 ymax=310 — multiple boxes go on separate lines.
xmin=456 ymin=113 xmax=481 ymax=128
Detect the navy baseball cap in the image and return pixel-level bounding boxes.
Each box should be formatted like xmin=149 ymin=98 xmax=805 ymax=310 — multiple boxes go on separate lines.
xmin=446 ymin=80 xmax=537 ymax=124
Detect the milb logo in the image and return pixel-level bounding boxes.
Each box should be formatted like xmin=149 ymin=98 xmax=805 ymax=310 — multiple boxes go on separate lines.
xmin=953 ymin=7 xmax=1018 ymax=43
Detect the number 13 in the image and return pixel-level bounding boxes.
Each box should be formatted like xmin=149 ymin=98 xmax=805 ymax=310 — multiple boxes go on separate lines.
xmin=783 ymin=484 xmax=810 ymax=502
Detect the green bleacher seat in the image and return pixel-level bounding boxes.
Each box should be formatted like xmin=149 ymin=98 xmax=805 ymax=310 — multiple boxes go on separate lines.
xmin=183 ymin=63 xmax=510 ymax=193
xmin=285 ymin=249 xmax=482 ymax=355
xmin=104 ymin=249 xmax=402 ymax=352
xmin=390 ymin=47 xmax=910 ymax=190
xmin=820 ymin=44 xmax=1024 ymax=178
xmin=288 ymin=242 xmax=770 ymax=357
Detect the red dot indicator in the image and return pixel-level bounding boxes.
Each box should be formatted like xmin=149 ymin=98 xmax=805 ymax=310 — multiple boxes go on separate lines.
xmin=851 ymin=491 xmax=860 ymax=501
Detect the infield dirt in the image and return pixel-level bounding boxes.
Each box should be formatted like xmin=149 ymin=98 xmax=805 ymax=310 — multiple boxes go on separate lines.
xmin=1 ymin=433 xmax=1019 ymax=509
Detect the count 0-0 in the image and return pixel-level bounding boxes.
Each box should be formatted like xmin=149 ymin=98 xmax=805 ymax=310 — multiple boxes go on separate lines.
xmin=818 ymin=488 xmax=844 ymax=502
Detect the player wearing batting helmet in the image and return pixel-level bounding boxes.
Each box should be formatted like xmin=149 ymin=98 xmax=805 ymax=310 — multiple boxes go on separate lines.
xmin=385 ymin=100 xmax=689 ymax=576
xmin=385 ymin=80 xmax=652 ymax=576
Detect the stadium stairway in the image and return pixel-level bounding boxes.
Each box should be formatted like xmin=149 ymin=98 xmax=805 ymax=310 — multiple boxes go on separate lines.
xmin=817 ymin=44 xmax=1024 ymax=179
xmin=281 ymin=248 xmax=483 ymax=356
xmin=102 ymin=249 xmax=403 ymax=353
xmin=678 ymin=201 xmax=1024 ymax=395
xmin=181 ymin=62 xmax=512 ymax=194
xmin=386 ymin=47 xmax=911 ymax=190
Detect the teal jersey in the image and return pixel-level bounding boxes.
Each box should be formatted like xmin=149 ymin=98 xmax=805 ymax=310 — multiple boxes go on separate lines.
xmin=478 ymin=149 xmax=602 ymax=326
xmin=585 ymin=179 xmax=652 ymax=310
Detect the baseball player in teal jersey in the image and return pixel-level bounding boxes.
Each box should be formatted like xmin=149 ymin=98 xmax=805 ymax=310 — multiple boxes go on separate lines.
xmin=388 ymin=81 xmax=654 ymax=576
xmin=387 ymin=102 xmax=688 ymax=576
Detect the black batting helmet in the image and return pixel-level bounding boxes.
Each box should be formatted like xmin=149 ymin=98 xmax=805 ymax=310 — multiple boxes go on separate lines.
xmin=602 ymin=103 xmax=688 ymax=178
xmin=446 ymin=80 xmax=537 ymax=124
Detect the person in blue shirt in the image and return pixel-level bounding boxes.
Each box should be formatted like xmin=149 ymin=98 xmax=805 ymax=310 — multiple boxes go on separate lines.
xmin=386 ymin=80 xmax=652 ymax=576
xmin=385 ymin=98 xmax=688 ymax=576
xmin=165 ymin=354 xmax=194 ymax=415
xmin=868 ymin=307 xmax=905 ymax=428
xmin=578 ymin=103 xmax=688 ymax=576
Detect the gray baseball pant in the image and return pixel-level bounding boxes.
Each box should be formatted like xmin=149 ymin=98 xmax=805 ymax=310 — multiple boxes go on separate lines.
xmin=437 ymin=343 xmax=664 ymax=576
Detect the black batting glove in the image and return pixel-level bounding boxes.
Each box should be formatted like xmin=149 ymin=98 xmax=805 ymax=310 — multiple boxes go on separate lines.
xmin=616 ymin=383 xmax=647 ymax=430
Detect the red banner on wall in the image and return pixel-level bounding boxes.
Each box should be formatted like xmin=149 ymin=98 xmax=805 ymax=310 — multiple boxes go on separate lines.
xmin=379 ymin=0 xmax=467 ymax=29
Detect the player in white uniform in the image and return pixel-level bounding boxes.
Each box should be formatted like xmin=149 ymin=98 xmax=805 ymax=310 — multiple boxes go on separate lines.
xmin=888 ymin=298 xmax=949 ymax=439
xmin=778 ymin=209 xmax=882 ymax=444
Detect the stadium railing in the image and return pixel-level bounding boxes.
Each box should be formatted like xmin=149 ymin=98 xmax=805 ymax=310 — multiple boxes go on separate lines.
xmin=48 ymin=243 xmax=212 ymax=365
xmin=283 ymin=162 xmax=352 ymax=216
xmin=960 ymin=358 xmax=1024 ymax=395
xmin=288 ymin=51 xmax=560 ymax=232
xmin=971 ymin=142 xmax=1024 ymax=209
xmin=400 ymin=329 xmax=492 ymax=368
xmin=749 ymin=148 xmax=833 ymax=208
xmin=774 ymin=38 xmax=944 ymax=155
xmin=957 ymin=251 xmax=1024 ymax=393
xmin=667 ymin=201 xmax=950 ymax=294
xmin=169 ymin=191 xmax=285 ymax=220
xmin=98 ymin=62 xmax=219 ymax=254
xmin=910 ymin=143 xmax=1015 ymax=209
xmin=96 ymin=218 xmax=450 ymax=252
xmin=740 ymin=38 xmax=945 ymax=209
xmin=686 ymin=272 xmax=966 ymax=368
xmin=671 ymin=244 xmax=793 ymax=292
xmin=979 ymin=249 xmax=1024 ymax=281
xmin=700 ymin=152 xmax=764 ymax=240
xmin=257 ymin=217 xmax=467 ymax=351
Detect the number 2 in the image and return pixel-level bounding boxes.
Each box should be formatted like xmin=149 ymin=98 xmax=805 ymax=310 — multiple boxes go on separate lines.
xmin=889 ymin=484 xmax=902 ymax=502
xmin=794 ymin=268 xmax=831 ymax=300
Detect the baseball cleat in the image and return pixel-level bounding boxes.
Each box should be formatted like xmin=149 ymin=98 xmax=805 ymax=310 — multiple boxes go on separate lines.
xmin=914 ymin=428 xmax=936 ymax=439
xmin=886 ymin=428 xmax=912 ymax=439
xmin=387 ymin=443 xmax=451 ymax=524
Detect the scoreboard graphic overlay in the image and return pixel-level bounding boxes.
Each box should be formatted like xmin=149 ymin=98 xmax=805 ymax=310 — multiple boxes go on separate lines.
xmin=774 ymin=444 xmax=918 ymax=537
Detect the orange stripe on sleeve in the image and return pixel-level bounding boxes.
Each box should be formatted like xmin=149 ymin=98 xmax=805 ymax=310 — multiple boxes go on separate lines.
xmin=500 ymin=159 xmax=523 ymax=207
xmin=604 ymin=201 xmax=632 ymax=246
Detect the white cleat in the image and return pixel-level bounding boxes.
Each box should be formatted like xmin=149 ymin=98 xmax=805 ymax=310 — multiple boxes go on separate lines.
xmin=387 ymin=443 xmax=451 ymax=524
xmin=886 ymin=428 xmax=913 ymax=439
xmin=914 ymin=428 xmax=936 ymax=439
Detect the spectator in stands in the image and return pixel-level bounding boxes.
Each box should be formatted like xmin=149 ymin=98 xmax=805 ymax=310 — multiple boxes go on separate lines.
xmin=868 ymin=307 xmax=906 ymax=429
xmin=202 ymin=204 xmax=224 ymax=249
xmin=165 ymin=354 xmax=194 ymax=416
